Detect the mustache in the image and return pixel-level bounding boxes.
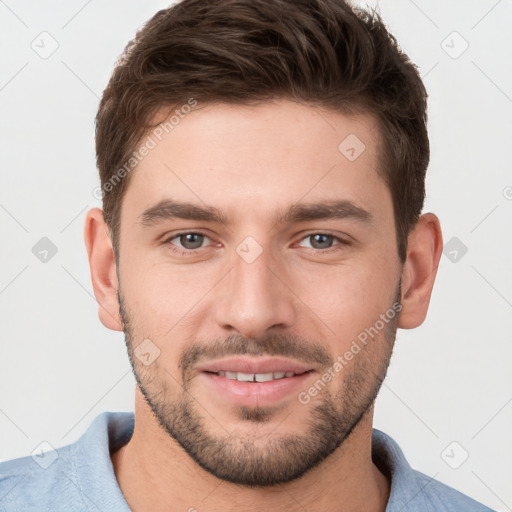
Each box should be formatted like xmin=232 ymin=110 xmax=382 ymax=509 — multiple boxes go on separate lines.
xmin=179 ymin=333 xmax=332 ymax=371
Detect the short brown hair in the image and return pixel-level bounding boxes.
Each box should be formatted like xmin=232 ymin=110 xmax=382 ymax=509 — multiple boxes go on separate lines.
xmin=95 ymin=0 xmax=429 ymax=264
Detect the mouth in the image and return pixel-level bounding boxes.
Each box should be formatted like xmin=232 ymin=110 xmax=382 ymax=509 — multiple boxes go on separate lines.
xmin=198 ymin=366 xmax=316 ymax=407
xmin=195 ymin=357 xmax=318 ymax=406
xmin=203 ymin=370 xmax=313 ymax=382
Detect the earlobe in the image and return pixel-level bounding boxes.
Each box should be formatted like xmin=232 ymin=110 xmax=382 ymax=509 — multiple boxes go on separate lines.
xmin=398 ymin=213 xmax=443 ymax=329
xmin=83 ymin=208 xmax=123 ymax=331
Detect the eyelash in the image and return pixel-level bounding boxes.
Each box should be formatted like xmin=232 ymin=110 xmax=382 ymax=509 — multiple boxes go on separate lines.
xmin=163 ymin=231 xmax=350 ymax=257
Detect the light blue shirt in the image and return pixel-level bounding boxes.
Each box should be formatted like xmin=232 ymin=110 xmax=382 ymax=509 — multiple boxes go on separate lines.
xmin=0 ymin=411 xmax=495 ymax=511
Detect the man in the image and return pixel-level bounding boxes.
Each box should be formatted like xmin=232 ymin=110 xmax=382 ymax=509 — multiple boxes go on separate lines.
xmin=0 ymin=0 xmax=495 ymax=510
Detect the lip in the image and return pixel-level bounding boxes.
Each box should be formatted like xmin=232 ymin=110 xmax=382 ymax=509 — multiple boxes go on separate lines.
xmin=195 ymin=357 xmax=318 ymax=408
xmin=196 ymin=356 xmax=315 ymax=375
xmin=199 ymin=370 xmax=315 ymax=407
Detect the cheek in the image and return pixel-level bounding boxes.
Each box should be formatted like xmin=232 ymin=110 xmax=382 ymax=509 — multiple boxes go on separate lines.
xmin=120 ymin=250 xmax=230 ymax=374
xmin=302 ymin=263 xmax=398 ymax=347
xmin=121 ymin=243 xmax=180 ymax=306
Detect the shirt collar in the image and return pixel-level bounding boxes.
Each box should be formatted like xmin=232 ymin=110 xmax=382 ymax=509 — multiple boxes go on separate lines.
xmin=372 ymin=428 xmax=437 ymax=511
xmin=76 ymin=412 xmax=437 ymax=511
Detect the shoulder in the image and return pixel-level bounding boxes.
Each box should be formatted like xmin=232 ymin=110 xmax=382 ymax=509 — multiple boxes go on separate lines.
xmin=371 ymin=429 xmax=496 ymax=512
xmin=0 ymin=411 xmax=134 ymax=512
xmin=0 ymin=441 xmax=79 ymax=511
xmin=409 ymin=468 xmax=496 ymax=511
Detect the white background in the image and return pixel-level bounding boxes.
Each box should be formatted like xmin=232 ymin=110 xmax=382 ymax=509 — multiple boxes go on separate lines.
xmin=0 ymin=1 xmax=511 ymax=510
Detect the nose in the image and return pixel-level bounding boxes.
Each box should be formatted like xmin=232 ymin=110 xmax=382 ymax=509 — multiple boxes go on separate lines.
xmin=214 ymin=242 xmax=297 ymax=339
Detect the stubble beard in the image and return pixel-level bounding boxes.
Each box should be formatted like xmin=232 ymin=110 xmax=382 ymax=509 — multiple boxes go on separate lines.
xmin=118 ymin=283 xmax=400 ymax=487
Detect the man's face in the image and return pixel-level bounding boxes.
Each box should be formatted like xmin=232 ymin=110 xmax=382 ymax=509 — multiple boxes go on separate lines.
xmin=116 ymin=100 xmax=403 ymax=486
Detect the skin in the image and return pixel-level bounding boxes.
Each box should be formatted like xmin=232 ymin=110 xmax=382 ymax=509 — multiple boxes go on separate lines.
xmin=84 ymin=99 xmax=443 ymax=512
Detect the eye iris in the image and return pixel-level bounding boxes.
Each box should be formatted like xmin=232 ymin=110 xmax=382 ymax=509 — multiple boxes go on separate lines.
xmin=177 ymin=234 xmax=334 ymax=251
xmin=311 ymin=234 xmax=333 ymax=249
xmin=180 ymin=233 xmax=204 ymax=250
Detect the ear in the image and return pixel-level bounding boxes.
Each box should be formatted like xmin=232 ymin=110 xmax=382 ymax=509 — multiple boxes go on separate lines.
xmin=83 ymin=208 xmax=123 ymax=331
xmin=398 ymin=212 xmax=443 ymax=329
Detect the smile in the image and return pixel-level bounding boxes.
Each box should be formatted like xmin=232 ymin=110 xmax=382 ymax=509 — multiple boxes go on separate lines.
xmin=208 ymin=370 xmax=310 ymax=382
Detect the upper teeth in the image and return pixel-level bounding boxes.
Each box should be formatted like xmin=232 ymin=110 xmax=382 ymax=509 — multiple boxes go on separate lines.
xmin=218 ymin=371 xmax=296 ymax=382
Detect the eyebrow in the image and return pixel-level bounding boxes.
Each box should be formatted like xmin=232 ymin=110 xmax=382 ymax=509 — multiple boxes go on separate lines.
xmin=138 ymin=198 xmax=373 ymax=227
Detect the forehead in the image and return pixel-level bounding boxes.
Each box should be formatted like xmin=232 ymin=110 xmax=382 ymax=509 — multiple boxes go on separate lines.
xmin=121 ymin=99 xmax=391 ymax=226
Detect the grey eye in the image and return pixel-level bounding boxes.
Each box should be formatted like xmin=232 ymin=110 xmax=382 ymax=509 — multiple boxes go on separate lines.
xmin=177 ymin=233 xmax=205 ymax=250
xmin=308 ymin=234 xmax=335 ymax=250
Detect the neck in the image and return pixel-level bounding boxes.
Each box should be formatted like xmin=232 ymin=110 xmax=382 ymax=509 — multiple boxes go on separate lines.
xmin=111 ymin=391 xmax=390 ymax=512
